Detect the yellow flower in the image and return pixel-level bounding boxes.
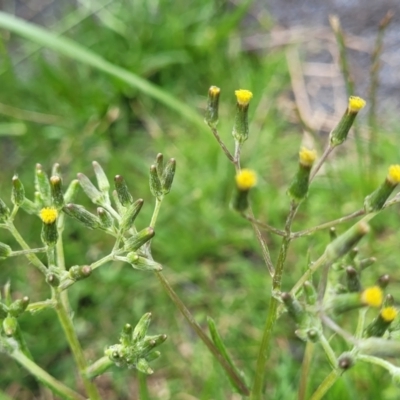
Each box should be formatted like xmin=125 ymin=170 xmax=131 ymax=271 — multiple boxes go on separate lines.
xmin=235 ymin=89 xmax=253 ymax=106
xmin=348 ymin=96 xmax=366 ymax=113
xmin=235 ymin=169 xmax=257 ymax=191
xmin=209 ymin=86 xmax=220 ymax=96
xmin=387 ymin=164 xmax=400 ymax=185
xmin=299 ymin=147 xmax=317 ymax=167
xmin=361 ymin=286 xmax=383 ymax=308
xmin=381 ymin=307 xmax=398 ymax=322
xmin=40 ymin=207 xmax=58 ymax=224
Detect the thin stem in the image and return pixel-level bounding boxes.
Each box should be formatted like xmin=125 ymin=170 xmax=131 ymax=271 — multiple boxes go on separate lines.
xmin=309 ymin=370 xmax=340 ymax=400
xmin=298 ymin=341 xmax=314 ymax=400
xmin=154 ymin=270 xmax=249 ymax=396
xmin=358 ymin=354 xmax=400 ymax=374
xmin=10 ymin=247 xmax=47 ymax=256
xmin=355 ymin=308 xmax=368 ymax=339
xmin=319 ymin=334 xmax=337 ymax=369
xmin=86 ymin=356 xmax=114 ymax=380
xmin=149 ymin=197 xmax=163 ymax=229
xmin=234 ymin=140 xmax=241 ymax=165
xmin=309 ymin=145 xmax=334 ymax=182
xmin=207 ymin=124 xmax=235 ymax=163
xmin=251 ymin=202 xmax=298 ymax=399
xmin=291 ymin=209 xmax=364 ymax=239
xmin=54 ymin=290 xmax=101 ymax=399
xmin=9 ymin=348 xmax=85 ymax=400
xmin=138 ymin=372 xmax=150 ymax=400
xmin=90 ymin=253 xmax=114 ymax=271
xmin=242 ymin=213 xmax=286 ymax=237
xmin=7 ymin=223 xmax=47 ymax=274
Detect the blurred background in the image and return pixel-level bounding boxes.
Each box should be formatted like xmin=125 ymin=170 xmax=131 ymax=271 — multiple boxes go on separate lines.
xmin=0 ymin=1 xmax=400 ymax=399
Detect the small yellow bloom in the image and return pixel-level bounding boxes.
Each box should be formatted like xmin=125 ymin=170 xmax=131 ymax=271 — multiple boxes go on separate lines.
xmin=209 ymin=86 xmax=220 ymax=96
xmin=361 ymin=286 xmax=383 ymax=308
xmin=235 ymin=169 xmax=257 ymax=191
xmin=235 ymin=89 xmax=253 ymax=106
xmin=40 ymin=207 xmax=58 ymax=224
xmin=381 ymin=307 xmax=398 ymax=322
xmin=299 ymin=147 xmax=317 ymax=167
xmin=348 ymin=96 xmax=366 ymax=113
xmin=387 ymin=164 xmax=400 ymax=185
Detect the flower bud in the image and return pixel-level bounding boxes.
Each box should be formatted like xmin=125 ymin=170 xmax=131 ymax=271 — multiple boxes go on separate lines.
xmin=3 ymin=315 xmax=17 ymax=336
xmin=120 ymin=323 xmax=133 ymax=347
xmin=205 ymin=86 xmax=221 ymax=127
xmin=77 ymin=173 xmax=104 ymax=205
xmin=119 ymin=199 xmax=144 ymax=233
xmin=338 ymin=352 xmax=354 ymax=370
xmin=287 ymin=148 xmax=317 ymax=203
xmin=64 ymin=179 xmax=80 ymax=204
xmin=0 ymin=198 xmax=10 ymax=222
xmin=232 ymin=89 xmax=253 ymax=143
xmin=123 ymin=227 xmax=155 ymax=252
xmin=114 ymin=175 xmax=133 ymax=206
xmin=364 ymin=307 xmax=398 ymax=338
xmin=149 ymin=165 xmax=163 ymax=199
xmin=11 ymin=175 xmax=25 ymax=206
xmin=281 ymin=292 xmax=307 ymax=326
xmin=161 ymin=158 xmax=176 ymax=195
xmin=8 ymin=296 xmax=30 ymax=317
xmin=40 ymin=207 xmax=58 ymax=246
xmin=92 ymin=161 xmax=110 ymax=193
xmin=345 ymin=266 xmax=361 ymax=293
xmin=155 ymin=153 xmax=164 ymax=177
xmin=97 ymin=207 xmax=114 ymax=230
xmin=46 ymin=273 xmax=60 ymax=287
xmin=35 ymin=164 xmax=51 ymax=205
xmin=303 ymin=281 xmax=317 ymax=306
xmin=132 ymin=313 xmax=152 ymax=343
xmin=50 ymin=176 xmax=64 ymax=209
xmin=232 ymin=169 xmax=257 ymax=212
xmin=0 ymin=243 xmax=12 ymax=260
xmin=69 ymin=265 xmax=92 ymax=281
xmin=136 ymin=358 xmax=153 ymax=374
xmin=63 ymin=203 xmax=100 ymax=230
xmin=364 ymin=165 xmax=400 ymax=212
xmin=377 ymin=274 xmax=390 ymax=289
xmin=51 ymin=163 xmax=61 ymax=178
xmin=329 ymin=96 xmax=366 ymax=146
xmin=126 ymin=253 xmax=162 ymax=271
xmin=359 ymin=257 xmax=377 ymax=271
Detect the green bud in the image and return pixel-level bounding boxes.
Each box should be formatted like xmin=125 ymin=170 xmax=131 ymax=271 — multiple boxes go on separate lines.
xmin=3 ymin=315 xmax=18 ymax=336
xmin=97 ymin=207 xmax=114 ymax=229
xmin=329 ymin=227 xmax=337 ymax=241
xmin=11 ymin=175 xmax=25 ymax=206
xmin=364 ymin=307 xmax=398 ymax=338
xmin=34 ymin=191 xmax=44 ymax=209
xmin=324 ymin=222 xmax=370 ymax=263
xmin=92 ymin=161 xmax=110 ymax=193
xmin=51 ymin=163 xmax=62 ymax=178
xmin=149 ymin=165 xmax=163 ymax=199
xmin=377 ymin=274 xmax=390 ymax=289
xmin=338 ymin=352 xmax=354 ymax=370
xmin=345 ymin=266 xmax=362 ymax=293
xmin=303 ymin=281 xmax=317 ymax=305
xmin=364 ymin=176 xmax=399 ymax=213
xmin=142 ymin=334 xmax=167 ymax=353
xmin=384 ymin=294 xmax=394 ymax=308
xmin=120 ymin=323 xmax=133 ymax=347
xmin=77 ymin=173 xmax=104 ymax=205
xmin=232 ymin=89 xmax=253 ymax=143
xmin=325 ymin=292 xmax=365 ymax=314
xmin=119 ymin=199 xmax=144 ymax=233
xmin=64 ymin=179 xmax=80 ymax=204
xmin=0 ymin=198 xmax=10 ymax=222
xmin=8 ymin=296 xmax=30 ymax=317
xmin=114 ymin=175 xmax=133 ymax=206
xmin=69 ymin=265 xmax=92 ymax=281
xmin=50 ymin=176 xmax=64 ymax=209
xmin=132 ymin=313 xmax=152 ymax=343
xmin=46 ymin=273 xmax=60 ymax=287
xmin=281 ymin=292 xmax=307 ymax=326
xmin=0 ymin=243 xmax=12 ymax=260
xmin=41 ymin=218 xmax=58 ymax=247
xmin=306 ymin=329 xmax=319 ymax=343
xmin=161 ymin=158 xmax=176 ymax=195
xmin=123 ymin=227 xmax=155 ymax=252
xmin=205 ymin=86 xmax=221 ymax=127
xmin=136 ymin=358 xmax=153 ymax=374
xmin=35 ymin=164 xmax=51 ymax=205
xmin=155 ymin=153 xmax=164 ymax=178
xmin=359 ymin=257 xmax=377 ymax=271
xmin=329 ymin=97 xmax=366 ymax=146
xmin=112 ymin=190 xmax=124 ymax=215
xmin=146 ymin=350 xmax=161 ymax=362
xmin=126 ymin=253 xmax=162 ymax=271
xmin=63 ymin=203 xmax=101 ymax=230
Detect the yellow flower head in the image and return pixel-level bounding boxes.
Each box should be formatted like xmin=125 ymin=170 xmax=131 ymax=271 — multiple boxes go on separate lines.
xmin=387 ymin=164 xmax=400 ymax=185
xmin=235 ymin=89 xmax=253 ymax=106
xmin=381 ymin=307 xmax=398 ymax=322
xmin=235 ymin=169 xmax=257 ymax=191
xmin=40 ymin=207 xmax=58 ymax=224
xmin=361 ymin=286 xmax=383 ymax=308
xmin=299 ymin=147 xmax=317 ymax=167
xmin=348 ymin=96 xmax=366 ymax=113
xmin=209 ymin=86 xmax=220 ymax=96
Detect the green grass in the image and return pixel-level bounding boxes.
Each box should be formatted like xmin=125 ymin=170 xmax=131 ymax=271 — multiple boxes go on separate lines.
xmin=0 ymin=1 xmax=400 ymax=399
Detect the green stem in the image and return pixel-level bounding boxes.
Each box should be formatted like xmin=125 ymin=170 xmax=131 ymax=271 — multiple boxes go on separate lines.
xmin=86 ymin=356 xmax=114 ymax=379
xmin=154 ymin=271 xmax=249 ymax=396
xmin=54 ymin=290 xmax=101 ymax=400
xmin=149 ymin=197 xmax=163 ymax=229
xmin=298 ymin=341 xmax=314 ymax=400
xmin=9 ymin=347 xmax=85 ymax=400
xmin=251 ymin=203 xmax=298 ymax=399
xmin=138 ymin=372 xmax=150 ymax=400
xmin=358 ymin=354 xmax=400 ymax=374
xmin=309 ymin=370 xmax=340 ymax=400
xmin=7 ymin=223 xmax=47 ymax=274
xmin=319 ymin=334 xmax=337 ymax=369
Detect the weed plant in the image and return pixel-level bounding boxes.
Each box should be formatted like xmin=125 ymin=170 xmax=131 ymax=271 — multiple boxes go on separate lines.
xmin=0 ymin=3 xmax=400 ymax=400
